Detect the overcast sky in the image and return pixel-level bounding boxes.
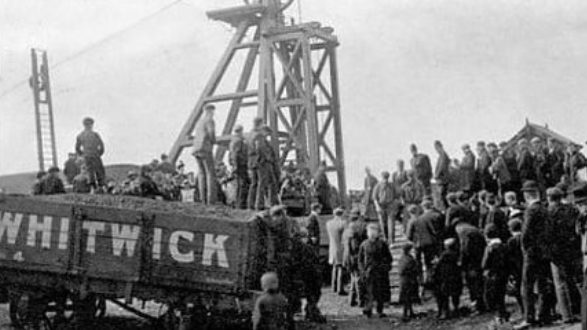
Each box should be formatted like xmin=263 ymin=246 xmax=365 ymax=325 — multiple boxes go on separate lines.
xmin=2 ymin=0 xmax=587 ymax=188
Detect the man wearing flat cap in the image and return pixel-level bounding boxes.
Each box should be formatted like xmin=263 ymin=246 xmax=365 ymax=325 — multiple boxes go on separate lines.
xmin=459 ymin=144 xmax=476 ymax=194
xmin=343 ymin=207 xmax=367 ymax=306
xmin=372 ymin=171 xmax=398 ymax=242
xmin=75 ymin=116 xmax=105 ymax=191
xmin=251 ymin=125 xmax=279 ymax=210
xmin=192 ymin=104 xmax=217 ymax=204
xmin=229 ymin=124 xmax=249 ymax=209
xmin=516 ymin=180 xmax=553 ymax=329
xmin=326 ymin=207 xmax=348 ymax=295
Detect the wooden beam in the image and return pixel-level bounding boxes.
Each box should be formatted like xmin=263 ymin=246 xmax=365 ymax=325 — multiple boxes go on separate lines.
xmin=169 ymin=20 xmax=251 ymax=163
xmin=204 ymin=90 xmax=258 ymax=103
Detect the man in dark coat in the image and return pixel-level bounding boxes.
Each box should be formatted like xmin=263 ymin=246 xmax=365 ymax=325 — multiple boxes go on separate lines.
xmin=75 ymin=117 xmax=105 ymax=189
xmin=455 ymin=220 xmax=487 ymax=313
xmin=517 ymin=139 xmax=536 ymax=185
xmin=63 ymin=152 xmax=80 ymax=185
xmin=372 ymin=171 xmax=399 ymax=242
xmin=192 ymin=105 xmax=217 ymax=204
xmin=482 ymin=224 xmax=510 ymax=322
xmin=476 ymin=141 xmax=494 ymax=192
xmin=546 ymin=187 xmax=581 ymax=323
xmin=481 ymin=193 xmax=511 ymax=243
xmin=358 ymin=223 xmax=392 ymax=318
xmin=254 ymin=126 xmax=280 ymax=210
xmin=306 ymin=202 xmax=322 ymax=254
xmin=516 ymin=181 xmax=552 ymax=329
xmin=546 ymin=139 xmax=565 ymax=188
xmin=410 ymin=144 xmax=433 ymax=195
xmin=342 ymin=207 xmax=367 ymax=307
xmin=40 ymin=166 xmax=66 ymax=195
xmin=434 ymin=140 xmax=451 ymax=209
xmin=314 ymin=161 xmax=332 ymax=214
xmin=406 ymin=204 xmax=438 ymax=287
xmin=460 ymin=144 xmax=476 ymax=194
xmin=247 ymin=117 xmax=265 ymax=209
xmin=433 ymin=238 xmax=463 ymax=319
xmin=362 ymin=167 xmax=378 ymax=219
xmin=229 ymin=125 xmax=249 ymax=209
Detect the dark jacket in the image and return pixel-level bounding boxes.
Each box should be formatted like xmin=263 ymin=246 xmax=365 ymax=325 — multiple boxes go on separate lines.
xmin=342 ymin=220 xmax=367 ymax=271
xmin=506 ymin=233 xmax=523 ymax=279
xmin=482 ymin=239 xmax=508 ymax=279
xmin=407 ymin=214 xmax=437 ymax=249
xmin=306 ymin=212 xmax=320 ymax=248
xmin=521 ymin=200 xmax=548 ymax=260
xmin=517 ymin=149 xmax=536 ymax=183
xmin=75 ymin=130 xmax=105 ymax=158
xmin=358 ymin=238 xmax=392 ymax=277
xmin=482 ymin=207 xmax=511 ymax=243
xmin=435 ymin=151 xmax=451 ymax=184
xmin=252 ymin=290 xmax=289 ymax=330
xmin=546 ymin=202 xmax=581 ymax=263
xmin=411 ymin=153 xmax=432 ymax=184
xmin=433 ymin=249 xmax=463 ymax=296
xmin=460 ymin=152 xmax=476 ymax=191
xmin=456 ymin=223 xmax=486 ymax=270
xmin=230 ymin=136 xmax=249 ymax=174
xmin=40 ymin=174 xmax=66 ymax=195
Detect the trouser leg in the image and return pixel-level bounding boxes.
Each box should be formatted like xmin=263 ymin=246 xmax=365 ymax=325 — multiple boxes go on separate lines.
xmin=552 ymin=262 xmax=575 ymax=321
xmin=236 ymin=173 xmax=248 ymax=209
xmin=255 ymin=167 xmax=268 ymax=210
xmin=195 ymin=156 xmax=208 ymax=203
xmin=202 ymin=153 xmax=217 ymax=204
xmin=94 ymin=157 xmax=105 ymax=187
xmin=378 ymin=209 xmax=390 ymax=241
xmin=247 ymin=170 xmax=258 ymax=209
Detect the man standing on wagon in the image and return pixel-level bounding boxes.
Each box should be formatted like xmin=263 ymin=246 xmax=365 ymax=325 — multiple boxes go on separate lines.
xmin=75 ymin=117 xmax=105 ymax=191
xmin=192 ymin=104 xmax=217 ymax=204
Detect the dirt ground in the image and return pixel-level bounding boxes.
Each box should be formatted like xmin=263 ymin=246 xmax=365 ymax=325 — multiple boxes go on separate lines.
xmin=0 ymin=289 xmax=581 ymax=330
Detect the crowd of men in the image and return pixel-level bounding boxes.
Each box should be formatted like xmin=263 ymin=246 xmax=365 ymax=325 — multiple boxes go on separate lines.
xmin=363 ymin=139 xmax=587 ymax=244
xmin=30 ymin=115 xmax=587 ymax=329
xmin=194 ymin=104 xmax=336 ymax=212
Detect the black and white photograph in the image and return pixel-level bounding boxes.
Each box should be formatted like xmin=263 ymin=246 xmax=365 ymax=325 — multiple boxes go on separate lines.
xmin=2 ymin=0 xmax=587 ymax=329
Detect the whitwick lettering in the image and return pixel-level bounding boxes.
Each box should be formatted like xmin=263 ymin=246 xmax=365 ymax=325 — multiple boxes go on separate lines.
xmin=0 ymin=211 xmax=230 ymax=268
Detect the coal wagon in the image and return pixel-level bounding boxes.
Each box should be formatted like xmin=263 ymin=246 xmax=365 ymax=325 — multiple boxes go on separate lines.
xmin=0 ymin=193 xmax=272 ymax=329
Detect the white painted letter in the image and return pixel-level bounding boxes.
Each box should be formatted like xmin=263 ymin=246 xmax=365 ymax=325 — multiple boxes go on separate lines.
xmin=58 ymin=218 xmax=69 ymax=250
xmin=82 ymin=221 xmax=105 ymax=253
xmin=110 ymin=223 xmax=140 ymax=257
xmin=27 ymin=215 xmax=52 ymax=248
xmin=202 ymin=234 xmax=229 ymax=268
xmin=0 ymin=212 xmax=22 ymax=244
xmin=152 ymin=228 xmax=162 ymax=260
xmin=169 ymin=231 xmax=194 ymax=263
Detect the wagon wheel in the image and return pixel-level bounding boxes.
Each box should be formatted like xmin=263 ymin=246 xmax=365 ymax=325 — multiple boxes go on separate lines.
xmin=70 ymin=293 xmax=107 ymax=322
xmin=9 ymin=292 xmax=54 ymax=330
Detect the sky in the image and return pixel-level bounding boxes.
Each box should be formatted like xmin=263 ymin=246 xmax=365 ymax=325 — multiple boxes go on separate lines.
xmin=2 ymin=0 xmax=587 ymax=189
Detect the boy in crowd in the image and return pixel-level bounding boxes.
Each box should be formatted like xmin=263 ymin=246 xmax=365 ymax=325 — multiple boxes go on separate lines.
xmin=252 ymin=272 xmax=289 ymax=330
xmin=358 ymin=223 xmax=393 ymax=318
xmin=433 ymin=238 xmax=462 ymax=320
xmin=482 ymin=224 xmax=510 ymax=323
xmin=507 ymin=218 xmax=524 ymax=314
xmin=398 ymin=242 xmax=419 ymax=321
